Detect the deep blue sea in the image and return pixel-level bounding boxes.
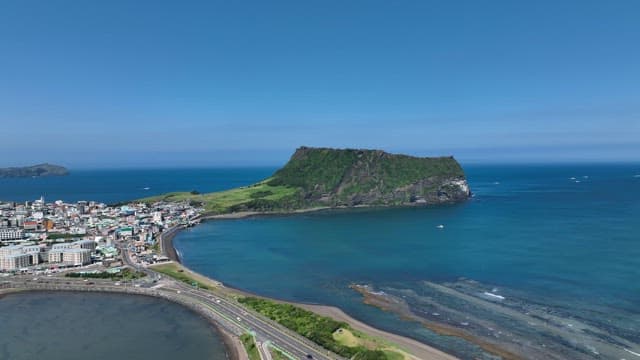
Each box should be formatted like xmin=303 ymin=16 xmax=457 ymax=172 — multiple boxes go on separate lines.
xmin=0 ymin=167 xmax=276 ymax=204
xmin=2 ymin=164 xmax=639 ymax=359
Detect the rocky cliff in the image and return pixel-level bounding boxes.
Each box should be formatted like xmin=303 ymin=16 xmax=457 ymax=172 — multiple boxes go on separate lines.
xmin=268 ymin=147 xmax=470 ymax=207
xmin=141 ymin=147 xmax=470 ymax=214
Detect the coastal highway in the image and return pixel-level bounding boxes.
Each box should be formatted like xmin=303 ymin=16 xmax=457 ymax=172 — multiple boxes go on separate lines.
xmin=117 ymin=244 xmax=341 ymax=359
xmin=165 ymin=281 xmax=337 ymax=360
xmin=3 ymin=273 xmax=341 ymax=360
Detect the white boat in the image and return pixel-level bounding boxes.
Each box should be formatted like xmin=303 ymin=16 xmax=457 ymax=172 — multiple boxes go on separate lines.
xmin=143 ymin=187 xmax=150 ymax=190
xmin=436 ymin=224 xmax=445 ymax=229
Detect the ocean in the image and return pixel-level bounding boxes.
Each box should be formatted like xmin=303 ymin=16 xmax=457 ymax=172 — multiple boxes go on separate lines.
xmin=0 ymin=167 xmax=276 ymax=204
xmin=171 ymin=164 xmax=640 ymax=359
xmin=1 ymin=164 xmax=639 ymax=359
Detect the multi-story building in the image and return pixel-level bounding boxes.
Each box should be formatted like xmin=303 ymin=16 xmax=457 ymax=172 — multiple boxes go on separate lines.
xmin=47 ymin=250 xmax=63 ymax=263
xmin=0 ymin=228 xmax=23 ymax=241
xmin=62 ymin=248 xmax=92 ymax=266
xmin=0 ymin=244 xmax=40 ymax=271
xmin=0 ymin=253 xmax=31 ymax=271
xmin=73 ymin=239 xmax=96 ymax=251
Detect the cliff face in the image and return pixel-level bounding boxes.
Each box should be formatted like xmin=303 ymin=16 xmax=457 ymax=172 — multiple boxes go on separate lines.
xmin=0 ymin=164 xmax=69 ymax=178
xmin=268 ymin=147 xmax=470 ymax=207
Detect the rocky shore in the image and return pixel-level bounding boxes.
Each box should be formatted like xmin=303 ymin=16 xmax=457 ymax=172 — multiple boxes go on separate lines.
xmin=349 ymin=281 xmax=639 ymax=360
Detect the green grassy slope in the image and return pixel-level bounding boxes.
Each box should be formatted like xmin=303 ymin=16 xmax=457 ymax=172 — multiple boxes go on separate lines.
xmin=268 ymin=147 xmax=464 ymax=203
xmin=138 ymin=147 xmax=467 ymax=214
xmin=139 ymin=179 xmax=302 ymax=213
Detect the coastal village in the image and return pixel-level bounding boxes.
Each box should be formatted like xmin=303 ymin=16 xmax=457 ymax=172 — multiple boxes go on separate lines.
xmin=0 ymin=197 xmax=201 ymax=273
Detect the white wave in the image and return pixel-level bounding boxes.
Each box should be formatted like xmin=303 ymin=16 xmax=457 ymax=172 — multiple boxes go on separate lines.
xmin=483 ymin=291 xmax=505 ymax=300
xmin=624 ymin=348 xmax=640 ymax=357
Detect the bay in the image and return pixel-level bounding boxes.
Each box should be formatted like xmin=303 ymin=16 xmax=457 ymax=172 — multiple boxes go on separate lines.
xmin=0 ymin=291 xmax=229 ymax=360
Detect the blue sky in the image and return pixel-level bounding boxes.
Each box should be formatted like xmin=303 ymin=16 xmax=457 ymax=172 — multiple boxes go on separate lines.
xmin=1 ymin=1 xmax=638 ymax=167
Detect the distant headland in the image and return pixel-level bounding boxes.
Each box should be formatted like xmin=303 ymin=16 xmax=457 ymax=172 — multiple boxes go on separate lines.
xmin=141 ymin=146 xmax=471 ymax=214
xmin=0 ymin=163 xmax=69 ymax=178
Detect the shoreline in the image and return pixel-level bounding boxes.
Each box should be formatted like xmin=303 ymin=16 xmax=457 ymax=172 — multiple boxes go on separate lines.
xmin=163 ymin=214 xmax=460 ymax=360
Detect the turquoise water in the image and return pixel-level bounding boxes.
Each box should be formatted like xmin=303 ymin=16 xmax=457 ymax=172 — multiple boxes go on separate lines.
xmin=0 ymin=292 xmax=228 ymax=360
xmin=172 ymin=164 xmax=640 ymax=359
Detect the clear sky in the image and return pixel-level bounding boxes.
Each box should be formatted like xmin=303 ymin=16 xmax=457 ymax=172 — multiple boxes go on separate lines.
xmin=1 ymin=1 xmax=638 ymax=167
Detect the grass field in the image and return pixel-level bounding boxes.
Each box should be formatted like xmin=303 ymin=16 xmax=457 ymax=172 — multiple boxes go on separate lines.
xmin=240 ymin=333 xmax=261 ymax=360
xmin=333 ymin=328 xmax=407 ymax=360
xmin=151 ymin=263 xmax=211 ymax=290
xmin=140 ymin=180 xmax=300 ymax=214
xmin=269 ymin=347 xmax=291 ymax=360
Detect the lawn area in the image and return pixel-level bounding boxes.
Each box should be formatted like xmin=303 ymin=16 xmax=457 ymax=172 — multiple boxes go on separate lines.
xmin=334 ymin=328 xmax=408 ymax=360
xmin=139 ymin=180 xmax=300 ymax=214
xmin=269 ymin=347 xmax=291 ymax=360
xmin=151 ymin=263 xmax=210 ymax=290
xmin=240 ymin=333 xmax=261 ymax=360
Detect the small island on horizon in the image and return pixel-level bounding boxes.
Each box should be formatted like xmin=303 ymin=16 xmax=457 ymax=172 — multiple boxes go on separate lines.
xmin=141 ymin=146 xmax=471 ymax=214
xmin=0 ymin=163 xmax=69 ymax=178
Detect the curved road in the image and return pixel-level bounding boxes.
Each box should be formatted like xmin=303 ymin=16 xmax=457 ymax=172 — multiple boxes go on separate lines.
xmin=4 ymin=266 xmax=342 ymax=360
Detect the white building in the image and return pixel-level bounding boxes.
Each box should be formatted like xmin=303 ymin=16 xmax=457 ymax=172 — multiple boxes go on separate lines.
xmin=48 ymin=250 xmax=63 ymax=263
xmin=0 ymin=253 xmax=31 ymax=271
xmin=0 ymin=228 xmax=23 ymax=241
xmin=51 ymin=243 xmax=74 ymax=251
xmin=0 ymin=244 xmax=40 ymax=271
xmin=62 ymin=248 xmax=92 ymax=266
xmin=73 ymin=239 xmax=96 ymax=251
xmin=48 ymin=242 xmax=93 ymax=266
